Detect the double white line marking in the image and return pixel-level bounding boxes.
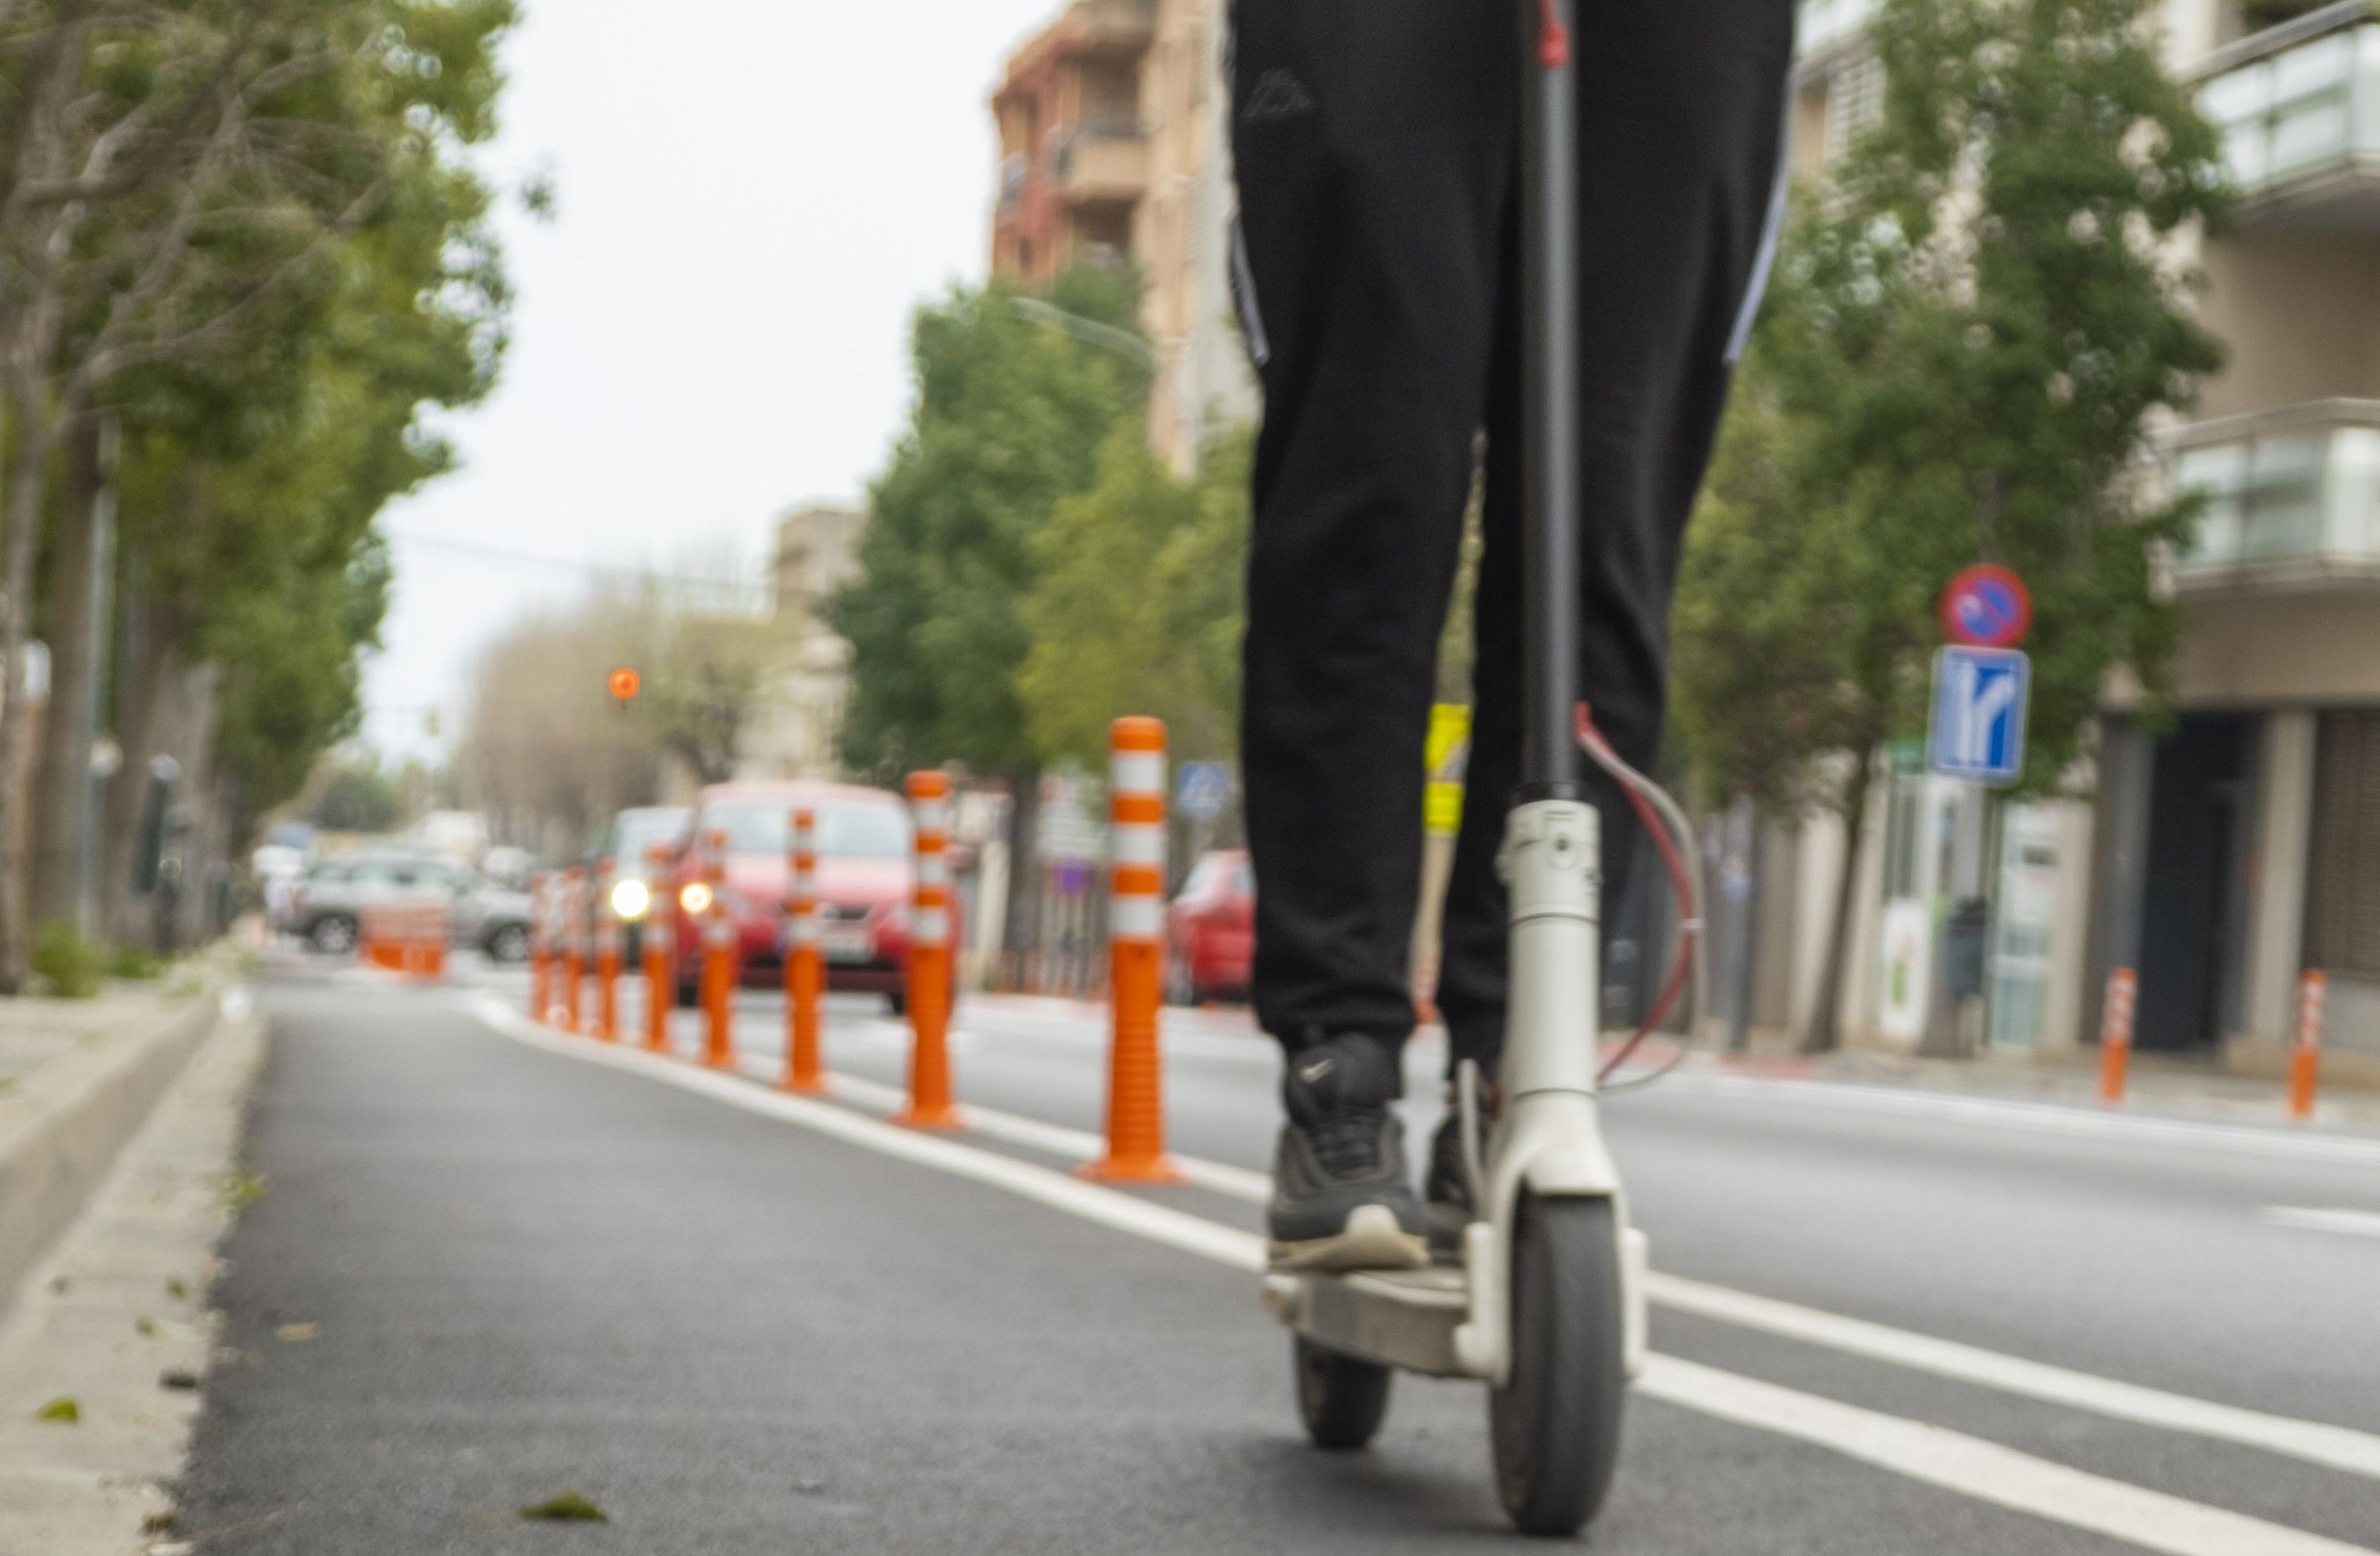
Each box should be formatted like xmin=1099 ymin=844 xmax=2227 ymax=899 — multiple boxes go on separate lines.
xmin=472 ymin=997 xmax=2379 ymax=1555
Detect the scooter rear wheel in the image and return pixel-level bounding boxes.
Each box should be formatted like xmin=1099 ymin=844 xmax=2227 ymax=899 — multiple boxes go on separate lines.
xmin=1293 ymin=1335 xmax=1392 ymax=1451
xmin=1488 ymin=1193 xmax=1626 ymax=1536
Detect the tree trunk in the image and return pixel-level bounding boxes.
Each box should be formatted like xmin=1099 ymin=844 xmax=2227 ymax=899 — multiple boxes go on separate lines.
xmin=99 ymin=594 xmax=186 ymax=946
xmin=0 ymin=355 xmax=59 ymax=988
xmin=1801 ymin=748 xmax=1877 ymax=1054
xmin=29 ymin=418 xmax=105 ymax=932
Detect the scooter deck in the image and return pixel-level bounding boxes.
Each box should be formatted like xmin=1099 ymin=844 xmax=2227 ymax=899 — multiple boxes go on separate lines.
xmin=1262 ymin=1265 xmax=1474 ymax=1379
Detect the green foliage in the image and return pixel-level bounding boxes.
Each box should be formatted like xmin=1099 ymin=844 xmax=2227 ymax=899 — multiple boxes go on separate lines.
xmin=31 ymin=922 xmax=103 ymax=999
xmin=1673 ymin=0 xmax=2231 ymax=814
xmin=107 ymin=946 xmax=166 ymax=980
xmin=312 ymin=755 xmax=401 ymax=834
xmin=831 ymin=270 xmax=1151 ymax=779
xmin=1018 ymin=431 xmax=1251 ymax=768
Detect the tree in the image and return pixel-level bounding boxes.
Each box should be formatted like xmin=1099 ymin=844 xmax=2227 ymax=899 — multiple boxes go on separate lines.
xmin=1669 ymin=0 xmax=2231 ymax=1048
xmin=0 ymin=0 xmax=519 ymax=958
xmin=1016 ymin=430 xmax=1249 ymax=768
xmin=311 ymin=753 xmax=399 ymax=834
xmin=830 ymin=267 xmax=1150 ymax=782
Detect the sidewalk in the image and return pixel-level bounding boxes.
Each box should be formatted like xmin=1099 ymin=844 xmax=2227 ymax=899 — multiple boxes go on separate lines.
xmin=1675 ymin=1040 xmax=2380 ymax=1136
xmin=0 ymin=951 xmax=248 ymax=1304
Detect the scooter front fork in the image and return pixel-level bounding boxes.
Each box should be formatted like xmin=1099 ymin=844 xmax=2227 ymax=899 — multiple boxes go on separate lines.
xmin=1454 ymin=799 xmax=1649 ymax=1385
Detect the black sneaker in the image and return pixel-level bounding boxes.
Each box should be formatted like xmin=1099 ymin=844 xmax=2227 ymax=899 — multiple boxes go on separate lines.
xmin=1266 ymin=1036 xmax=1428 ymax=1272
xmin=1422 ymin=1114 xmax=1472 ymax=1263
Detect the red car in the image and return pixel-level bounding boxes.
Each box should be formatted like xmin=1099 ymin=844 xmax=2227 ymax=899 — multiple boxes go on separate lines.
xmin=1166 ymin=850 xmax=1253 ymax=1005
xmin=662 ymin=781 xmax=930 ymax=1011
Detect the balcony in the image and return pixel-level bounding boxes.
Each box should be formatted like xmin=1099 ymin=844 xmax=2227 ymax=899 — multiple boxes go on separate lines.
xmin=1796 ymin=0 xmax=1879 ymax=70
xmin=2196 ymin=8 xmax=2380 ymax=229
xmin=2170 ymin=401 xmax=2380 ymax=590
xmin=1049 ymin=119 xmax=1149 ymax=206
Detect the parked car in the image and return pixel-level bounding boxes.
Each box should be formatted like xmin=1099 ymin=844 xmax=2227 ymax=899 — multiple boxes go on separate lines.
xmin=290 ymin=851 xmax=536 ymax=961
xmin=1166 ymin=849 xmax=1253 ymax=1005
xmin=595 ymin=805 xmax=691 ymax=959
xmin=658 ymin=782 xmax=929 ymax=1012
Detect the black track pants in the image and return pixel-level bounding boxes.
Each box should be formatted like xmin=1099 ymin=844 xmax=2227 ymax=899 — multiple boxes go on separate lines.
xmin=1232 ymin=0 xmax=1794 ymax=1072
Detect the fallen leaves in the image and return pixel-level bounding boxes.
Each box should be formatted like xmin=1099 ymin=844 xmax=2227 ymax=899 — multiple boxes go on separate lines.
xmin=36 ymin=1396 xmax=80 ymax=1423
xmin=274 ymin=1322 xmax=319 ymax=1344
xmin=517 ymin=1492 xmax=609 ymax=1523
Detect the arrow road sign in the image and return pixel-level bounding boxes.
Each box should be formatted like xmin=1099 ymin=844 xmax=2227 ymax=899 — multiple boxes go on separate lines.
xmin=1175 ymin=762 xmax=1235 ymax=823
xmin=1929 ymin=646 xmax=2030 ymax=786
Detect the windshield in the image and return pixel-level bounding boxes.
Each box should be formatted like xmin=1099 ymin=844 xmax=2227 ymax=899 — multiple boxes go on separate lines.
xmin=609 ymin=807 xmax=690 ymax=863
xmin=702 ymin=798 xmax=912 ymax=860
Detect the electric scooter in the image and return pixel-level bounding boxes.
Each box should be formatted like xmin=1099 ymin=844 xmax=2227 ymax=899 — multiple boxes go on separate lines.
xmin=1258 ymin=0 xmax=1704 ymax=1535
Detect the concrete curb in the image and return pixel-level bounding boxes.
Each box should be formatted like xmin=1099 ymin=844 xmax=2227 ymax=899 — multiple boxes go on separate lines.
xmin=0 ymin=996 xmax=220 ymax=1307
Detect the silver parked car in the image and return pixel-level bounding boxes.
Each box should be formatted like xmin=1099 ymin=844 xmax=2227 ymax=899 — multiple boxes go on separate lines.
xmin=291 ymin=852 xmax=535 ymax=961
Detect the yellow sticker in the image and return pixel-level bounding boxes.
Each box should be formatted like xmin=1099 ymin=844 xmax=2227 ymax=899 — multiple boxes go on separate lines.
xmin=1424 ymin=705 xmax=1471 ymax=838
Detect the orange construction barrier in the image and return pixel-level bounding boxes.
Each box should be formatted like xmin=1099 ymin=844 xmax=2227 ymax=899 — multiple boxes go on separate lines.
xmin=594 ymin=860 xmax=621 ymax=1041
xmin=893 ymin=771 xmax=961 ymax=1130
xmin=561 ymin=867 xmax=586 ymax=1032
xmin=361 ymin=899 xmax=447 ymax=979
xmin=529 ymin=873 xmax=552 ymax=1018
xmin=785 ymin=807 xmax=827 ymax=1094
xmin=2098 ymin=966 xmax=2136 ymax=1107
xmin=1084 ymin=717 xmax=1184 ymax=1183
xmin=643 ymin=842 xmax=674 ymax=1054
xmin=701 ymin=829 xmax=737 ymax=1069
xmin=2289 ymin=969 xmax=2327 ymax=1124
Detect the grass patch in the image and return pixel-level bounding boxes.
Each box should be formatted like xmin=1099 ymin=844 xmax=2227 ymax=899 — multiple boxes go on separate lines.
xmin=518 ymin=1492 xmax=608 ymax=1523
xmin=106 ymin=946 xmax=166 ymax=980
xmin=32 ymin=922 xmax=103 ymax=999
xmin=221 ymin=1170 xmax=270 ymax=1210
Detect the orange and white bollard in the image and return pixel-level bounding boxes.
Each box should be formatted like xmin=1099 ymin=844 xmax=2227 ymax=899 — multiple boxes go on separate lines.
xmin=643 ymin=842 xmax=674 ymax=1054
xmin=561 ymin=867 xmax=586 ymax=1032
xmin=594 ymin=861 xmax=621 ymax=1042
xmin=784 ymin=807 xmax=827 ymax=1094
xmin=893 ymin=771 xmax=961 ymax=1130
xmin=2098 ymin=966 xmax=2137 ymax=1107
xmin=2289 ymin=969 xmax=2327 ymax=1124
xmin=701 ymin=829 xmax=737 ymax=1069
xmin=529 ymin=873 xmax=552 ymax=1019
xmin=1084 ymin=717 xmax=1184 ymax=1184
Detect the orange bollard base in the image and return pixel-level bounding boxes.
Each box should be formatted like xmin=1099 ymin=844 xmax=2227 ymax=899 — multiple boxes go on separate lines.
xmin=2099 ymin=1041 xmax=2129 ymax=1108
xmin=890 ymin=1103 xmax=966 ymax=1133
xmin=644 ymin=951 xmax=673 ymax=1054
xmin=702 ymin=947 xmax=735 ymax=1069
xmin=1078 ymin=1152 xmax=1186 ymax=1185
xmin=2288 ymin=1045 xmax=2321 ymax=1124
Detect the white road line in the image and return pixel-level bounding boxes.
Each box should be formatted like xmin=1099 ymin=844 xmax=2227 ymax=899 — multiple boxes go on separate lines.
xmin=722 ymin=1048 xmax=2380 ymax=1487
xmin=1646 ymin=1272 xmax=2380 ymax=1483
xmin=1682 ymin=1072 xmax=2380 ymax=1169
xmin=2262 ymin=1207 xmax=2380 ymax=1241
xmin=469 ymin=997 xmax=2380 ymax=1555
xmin=1640 ymin=1355 xmax=2373 ymax=1556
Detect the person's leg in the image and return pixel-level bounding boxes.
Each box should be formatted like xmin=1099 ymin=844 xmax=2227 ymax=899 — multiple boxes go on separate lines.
xmin=1435 ymin=0 xmax=1796 ymax=1082
xmin=1234 ymin=0 xmax=1514 ymax=1270
xmin=1235 ymin=0 xmax=1514 ymax=1064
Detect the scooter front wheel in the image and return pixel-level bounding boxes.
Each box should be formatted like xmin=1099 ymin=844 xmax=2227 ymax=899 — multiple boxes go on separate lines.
xmin=1488 ymin=1193 xmax=1627 ymax=1536
xmin=1293 ymin=1335 xmax=1391 ymax=1451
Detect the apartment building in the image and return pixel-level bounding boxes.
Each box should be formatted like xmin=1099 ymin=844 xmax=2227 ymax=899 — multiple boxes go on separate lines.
xmin=736 ymin=505 xmax=865 ymax=782
xmin=990 ymin=0 xmax=1256 ymax=472
xmin=1757 ymin=0 xmax=2380 ymax=1082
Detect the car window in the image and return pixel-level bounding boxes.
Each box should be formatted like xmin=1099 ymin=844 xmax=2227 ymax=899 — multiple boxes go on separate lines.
xmin=703 ymin=799 xmax=911 ymax=859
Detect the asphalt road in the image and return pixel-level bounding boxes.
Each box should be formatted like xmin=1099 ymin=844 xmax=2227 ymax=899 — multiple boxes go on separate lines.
xmin=171 ymin=953 xmax=2380 ymax=1552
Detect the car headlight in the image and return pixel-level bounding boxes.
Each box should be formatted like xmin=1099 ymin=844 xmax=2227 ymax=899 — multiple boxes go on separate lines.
xmin=679 ymin=881 xmax=714 ymax=916
xmin=610 ymin=879 xmax=651 ymax=920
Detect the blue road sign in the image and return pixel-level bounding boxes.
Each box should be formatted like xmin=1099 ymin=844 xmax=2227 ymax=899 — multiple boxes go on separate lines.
xmin=1929 ymin=646 xmax=2030 ymax=785
xmin=1176 ymin=761 xmax=1235 ymax=823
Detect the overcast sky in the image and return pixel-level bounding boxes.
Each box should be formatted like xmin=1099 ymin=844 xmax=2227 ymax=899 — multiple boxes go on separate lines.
xmin=361 ymin=0 xmax=1060 ymax=760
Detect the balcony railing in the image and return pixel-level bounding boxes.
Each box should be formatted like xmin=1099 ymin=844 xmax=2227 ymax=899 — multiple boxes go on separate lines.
xmin=2170 ymin=401 xmax=2380 ymax=587
xmin=2197 ymin=11 xmax=2380 ymax=224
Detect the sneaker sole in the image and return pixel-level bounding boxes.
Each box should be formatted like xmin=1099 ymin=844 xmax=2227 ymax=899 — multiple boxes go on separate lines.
xmin=1267 ymin=1203 xmax=1430 ymax=1273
